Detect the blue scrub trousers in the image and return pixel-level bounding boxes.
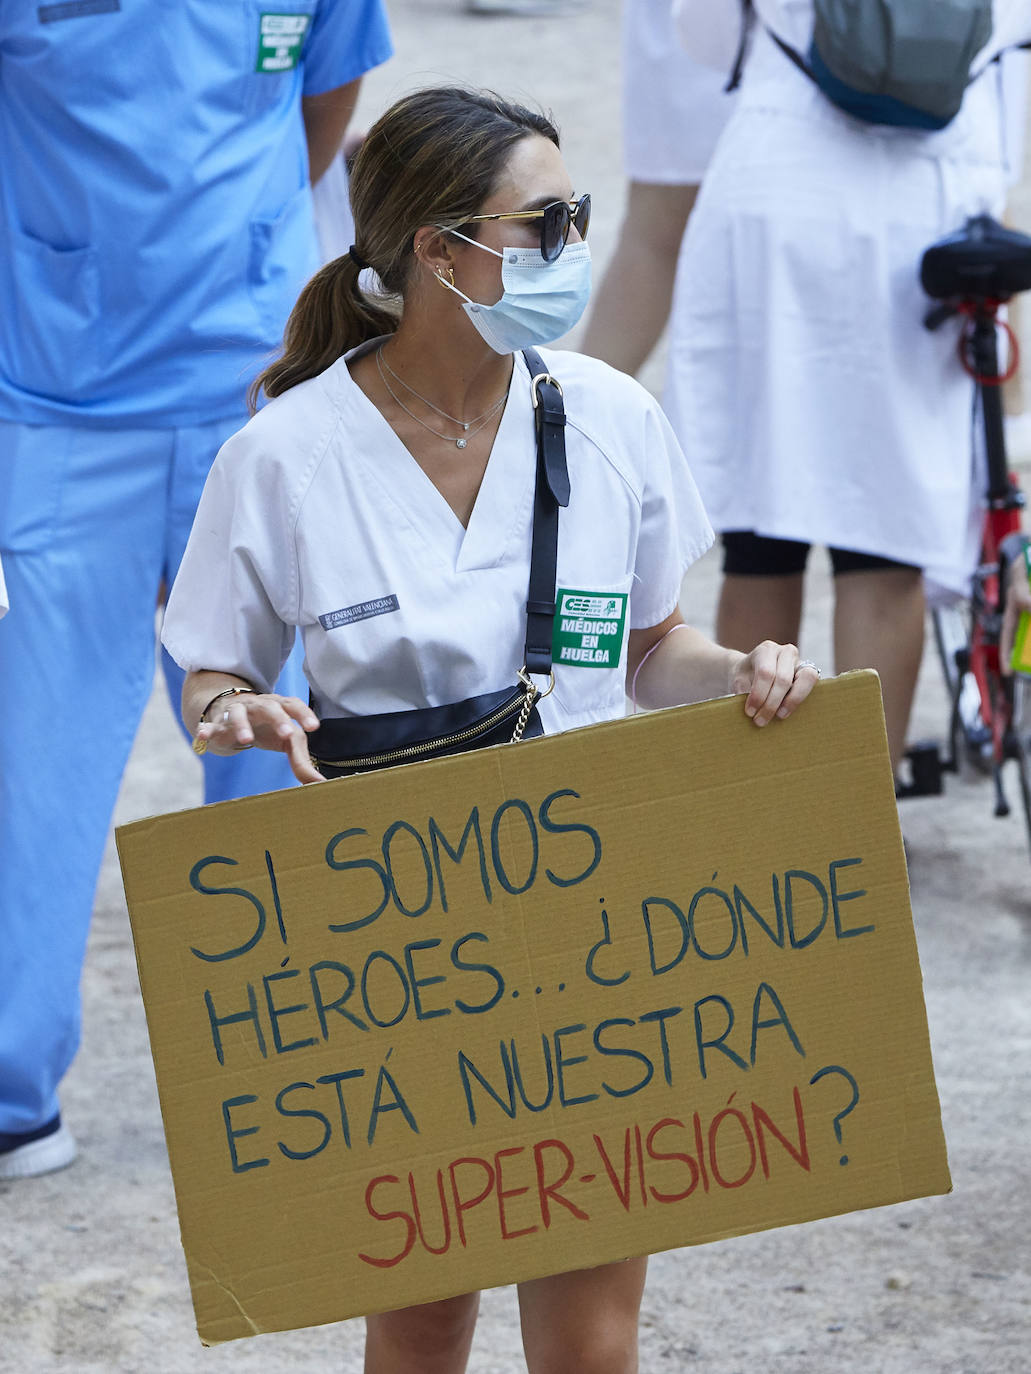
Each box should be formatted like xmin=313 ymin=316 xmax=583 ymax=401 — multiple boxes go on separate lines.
xmin=0 ymin=419 xmax=303 ymax=1135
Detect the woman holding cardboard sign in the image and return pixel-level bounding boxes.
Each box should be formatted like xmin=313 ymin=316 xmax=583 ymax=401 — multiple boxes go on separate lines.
xmin=162 ymin=85 xmax=817 ymax=1373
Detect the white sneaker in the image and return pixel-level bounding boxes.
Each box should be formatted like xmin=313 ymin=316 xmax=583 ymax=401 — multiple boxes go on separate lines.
xmin=466 ymin=0 xmax=586 ymax=15
xmin=0 ymin=1117 xmax=77 ymax=1180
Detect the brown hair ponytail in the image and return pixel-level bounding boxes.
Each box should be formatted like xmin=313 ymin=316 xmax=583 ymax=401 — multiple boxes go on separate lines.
xmin=249 ymin=86 xmax=559 ymax=411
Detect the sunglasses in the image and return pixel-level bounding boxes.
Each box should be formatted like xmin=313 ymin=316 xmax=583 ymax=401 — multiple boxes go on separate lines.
xmin=464 ymin=193 xmax=591 ymax=263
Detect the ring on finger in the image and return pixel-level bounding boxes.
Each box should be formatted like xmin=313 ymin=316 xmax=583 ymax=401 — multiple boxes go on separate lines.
xmin=221 ymin=704 xmax=253 ymax=747
xmin=795 ymin=658 xmax=821 ymax=679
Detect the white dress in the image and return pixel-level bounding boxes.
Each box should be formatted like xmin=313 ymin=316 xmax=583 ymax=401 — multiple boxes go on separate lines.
xmin=162 ymin=345 xmax=713 ymax=735
xmin=622 ymin=0 xmax=734 ymax=184
xmin=664 ymin=0 xmax=1031 ymax=583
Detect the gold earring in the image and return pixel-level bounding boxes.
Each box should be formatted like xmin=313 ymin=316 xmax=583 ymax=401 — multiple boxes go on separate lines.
xmin=436 ymin=265 xmax=456 ymax=288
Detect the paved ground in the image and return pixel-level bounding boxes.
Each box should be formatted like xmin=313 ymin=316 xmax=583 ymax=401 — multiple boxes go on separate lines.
xmin=2 ymin=3 xmax=1029 ymax=1371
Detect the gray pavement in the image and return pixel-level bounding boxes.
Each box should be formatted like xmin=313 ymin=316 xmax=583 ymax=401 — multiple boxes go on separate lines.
xmin=2 ymin=2 xmax=1030 ymax=1370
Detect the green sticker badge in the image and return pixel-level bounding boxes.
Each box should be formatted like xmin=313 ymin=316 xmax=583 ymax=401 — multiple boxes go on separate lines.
xmin=256 ymin=13 xmax=311 ymax=72
xmin=553 ymin=588 xmax=628 ymax=668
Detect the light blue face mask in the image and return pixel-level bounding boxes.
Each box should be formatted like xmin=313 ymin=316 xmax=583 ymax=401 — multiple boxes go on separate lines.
xmin=439 ymin=229 xmax=592 ymax=355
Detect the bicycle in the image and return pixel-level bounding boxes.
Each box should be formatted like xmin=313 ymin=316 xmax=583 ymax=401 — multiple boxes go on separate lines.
xmin=898 ymin=213 xmax=1031 ymax=855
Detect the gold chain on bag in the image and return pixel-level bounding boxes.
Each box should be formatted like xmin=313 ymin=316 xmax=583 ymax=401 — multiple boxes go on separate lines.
xmin=511 ymin=666 xmax=554 ymax=743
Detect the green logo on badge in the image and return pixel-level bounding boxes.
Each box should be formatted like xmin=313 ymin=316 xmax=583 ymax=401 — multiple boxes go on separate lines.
xmin=256 ymin=13 xmax=311 ymax=72
xmin=553 ymin=588 xmax=628 ymax=668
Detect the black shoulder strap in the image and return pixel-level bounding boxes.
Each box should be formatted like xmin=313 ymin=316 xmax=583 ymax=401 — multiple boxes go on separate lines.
xmin=521 ymin=347 xmax=568 ymax=678
xmin=766 ymin=27 xmax=815 ymax=83
xmin=726 ymin=0 xmax=756 ymax=92
xmin=726 ymin=0 xmax=813 ymax=93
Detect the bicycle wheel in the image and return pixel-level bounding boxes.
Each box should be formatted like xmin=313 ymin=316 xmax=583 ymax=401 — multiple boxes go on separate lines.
xmin=1008 ymin=672 xmax=1031 ymax=858
xmin=931 ymin=602 xmax=991 ymax=771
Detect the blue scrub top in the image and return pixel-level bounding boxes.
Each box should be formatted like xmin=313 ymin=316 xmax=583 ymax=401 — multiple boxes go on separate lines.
xmin=0 ymin=0 xmax=393 ymax=427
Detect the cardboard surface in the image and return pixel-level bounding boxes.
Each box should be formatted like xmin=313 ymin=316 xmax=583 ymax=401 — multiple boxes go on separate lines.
xmin=116 ymin=671 xmax=950 ymax=1345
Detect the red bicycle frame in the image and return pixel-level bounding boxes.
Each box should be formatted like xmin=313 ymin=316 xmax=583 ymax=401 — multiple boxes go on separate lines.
xmin=960 ymin=300 xmax=1025 ymax=798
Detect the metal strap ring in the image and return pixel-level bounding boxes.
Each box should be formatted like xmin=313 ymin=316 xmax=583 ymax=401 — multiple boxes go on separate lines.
xmin=530 ymin=372 xmax=564 ymax=408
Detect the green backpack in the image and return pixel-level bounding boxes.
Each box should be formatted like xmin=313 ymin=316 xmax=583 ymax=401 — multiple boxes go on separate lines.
xmin=732 ymin=0 xmax=996 ymax=131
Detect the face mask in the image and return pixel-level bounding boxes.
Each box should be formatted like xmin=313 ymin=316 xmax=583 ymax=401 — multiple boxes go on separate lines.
xmin=439 ymin=230 xmax=592 ymax=354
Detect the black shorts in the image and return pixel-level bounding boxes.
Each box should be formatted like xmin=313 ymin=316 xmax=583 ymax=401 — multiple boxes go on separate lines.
xmin=721 ymin=530 xmax=919 ymax=577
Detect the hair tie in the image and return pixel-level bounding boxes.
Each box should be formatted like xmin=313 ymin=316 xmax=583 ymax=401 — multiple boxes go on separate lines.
xmin=348 ymin=245 xmax=370 ymax=270
xmin=631 ymin=622 xmax=690 ymax=713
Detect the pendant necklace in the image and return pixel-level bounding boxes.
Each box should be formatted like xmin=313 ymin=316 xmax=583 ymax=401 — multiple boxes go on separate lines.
xmin=375 ymin=346 xmax=508 ymax=449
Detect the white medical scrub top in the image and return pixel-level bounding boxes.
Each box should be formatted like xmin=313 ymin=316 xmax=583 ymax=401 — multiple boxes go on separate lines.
xmin=664 ymin=0 xmax=1031 ymax=579
xmin=0 ymin=0 xmax=392 ymax=428
xmin=162 ymin=345 xmax=714 ymax=736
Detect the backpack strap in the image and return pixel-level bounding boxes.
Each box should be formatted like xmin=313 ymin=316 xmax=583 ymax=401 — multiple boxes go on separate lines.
xmin=725 ymin=0 xmax=813 ymax=96
xmin=766 ymin=28 xmax=814 ymax=80
xmin=725 ymin=0 xmax=756 ymax=93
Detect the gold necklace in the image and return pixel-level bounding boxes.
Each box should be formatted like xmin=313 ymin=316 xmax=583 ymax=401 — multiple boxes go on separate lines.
xmin=375 ymin=347 xmax=508 ymax=449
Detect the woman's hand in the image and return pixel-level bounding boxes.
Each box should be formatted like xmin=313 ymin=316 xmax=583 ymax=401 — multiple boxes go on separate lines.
xmin=628 ymin=616 xmax=820 ymax=721
xmin=729 ymin=640 xmax=820 ymax=726
xmin=192 ymin=686 xmax=323 ymax=784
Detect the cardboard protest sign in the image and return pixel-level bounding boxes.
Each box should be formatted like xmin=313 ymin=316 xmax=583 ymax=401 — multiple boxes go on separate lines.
xmin=117 ymin=670 xmax=950 ymax=1346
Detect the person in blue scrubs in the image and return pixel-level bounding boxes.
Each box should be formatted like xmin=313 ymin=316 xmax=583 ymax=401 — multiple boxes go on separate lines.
xmin=0 ymin=0 xmax=393 ymax=1179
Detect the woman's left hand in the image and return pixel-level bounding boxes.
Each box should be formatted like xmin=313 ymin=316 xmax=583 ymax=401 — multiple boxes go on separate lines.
xmin=730 ymin=641 xmax=820 ymax=726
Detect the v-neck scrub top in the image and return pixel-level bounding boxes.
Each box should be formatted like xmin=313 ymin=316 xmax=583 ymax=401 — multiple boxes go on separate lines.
xmin=0 ymin=0 xmax=392 ymax=427
xmin=162 ymin=346 xmax=714 ymax=736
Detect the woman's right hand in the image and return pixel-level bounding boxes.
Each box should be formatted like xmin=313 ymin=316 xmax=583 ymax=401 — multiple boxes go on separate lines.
xmin=194 ymin=692 xmax=323 ymax=784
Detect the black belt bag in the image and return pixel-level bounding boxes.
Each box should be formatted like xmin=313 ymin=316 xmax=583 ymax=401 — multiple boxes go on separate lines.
xmin=308 ymin=347 xmax=569 ymax=779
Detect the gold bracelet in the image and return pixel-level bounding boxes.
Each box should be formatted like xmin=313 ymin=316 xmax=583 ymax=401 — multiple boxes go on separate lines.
xmin=192 ymin=686 xmax=256 ymax=755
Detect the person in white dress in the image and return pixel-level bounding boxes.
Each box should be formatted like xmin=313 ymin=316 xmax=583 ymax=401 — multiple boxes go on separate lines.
xmin=162 ymin=85 xmax=818 ymax=1373
xmin=666 ymin=0 xmax=1031 ymax=775
xmin=581 ymin=0 xmax=734 ymax=373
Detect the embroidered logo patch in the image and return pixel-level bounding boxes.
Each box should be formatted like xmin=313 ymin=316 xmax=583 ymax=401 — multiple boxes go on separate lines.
xmin=319 ymin=595 xmax=399 ymax=631
xmin=256 ymin=13 xmax=311 ymax=72
xmin=552 ymin=589 xmax=628 ymax=668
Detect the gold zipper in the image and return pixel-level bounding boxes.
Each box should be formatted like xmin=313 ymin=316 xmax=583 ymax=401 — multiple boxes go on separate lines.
xmin=311 ymin=686 xmax=537 ymax=772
